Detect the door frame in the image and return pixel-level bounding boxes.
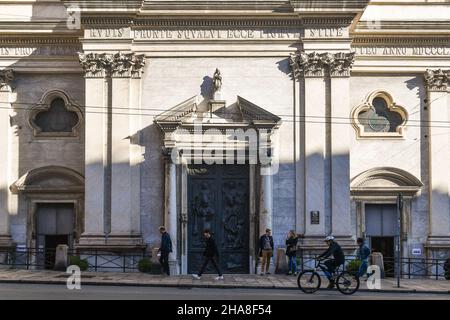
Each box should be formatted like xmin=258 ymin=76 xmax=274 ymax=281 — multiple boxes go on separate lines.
xmin=27 ymin=196 xmax=83 ymax=250
xmin=180 ymin=164 xmax=257 ymax=274
xmin=355 ymin=198 xmax=411 ymax=261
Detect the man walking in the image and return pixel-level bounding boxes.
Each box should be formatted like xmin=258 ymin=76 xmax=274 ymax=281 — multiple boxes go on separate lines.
xmin=158 ymin=226 xmax=172 ymax=276
xmin=192 ymin=229 xmax=223 ymax=280
xmin=356 ymin=237 xmax=371 ymax=279
xmin=259 ymin=228 xmax=274 ymax=275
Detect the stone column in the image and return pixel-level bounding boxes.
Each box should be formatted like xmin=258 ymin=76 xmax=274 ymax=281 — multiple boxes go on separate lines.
xmin=130 ymin=70 xmax=144 ymax=237
xmin=290 ymin=55 xmax=304 ymax=235
xmin=164 ymin=159 xmax=179 ymax=274
xmin=259 ymin=165 xmax=273 ymax=236
xmin=78 ymin=52 xmax=145 ymax=248
xmin=0 ymin=69 xmax=14 ymax=248
xmin=329 ymin=53 xmax=355 ymax=246
xmin=290 ymin=51 xmax=355 ymax=248
xmin=291 ymin=53 xmax=328 ymax=241
xmin=78 ymin=54 xmax=108 ymax=246
xmin=109 ymin=53 xmax=145 ymax=247
xmin=425 ymin=69 xmax=450 ymax=250
xmin=110 ymin=75 xmax=132 ymax=238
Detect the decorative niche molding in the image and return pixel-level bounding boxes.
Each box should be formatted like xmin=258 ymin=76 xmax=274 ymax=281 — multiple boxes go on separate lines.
xmin=351 ymin=90 xmax=408 ymax=139
xmin=28 ymin=90 xmax=83 ymax=139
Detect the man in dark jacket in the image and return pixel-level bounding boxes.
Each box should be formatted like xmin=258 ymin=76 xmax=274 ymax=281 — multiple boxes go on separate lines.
xmin=318 ymin=235 xmax=345 ymax=288
xmin=356 ymin=237 xmax=371 ymax=278
xmin=192 ymin=229 xmax=223 ymax=280
xmin=158 ymin=226 xmax=172 ymax=276
xmin=259 ymin=228 xmax=274 ymax=275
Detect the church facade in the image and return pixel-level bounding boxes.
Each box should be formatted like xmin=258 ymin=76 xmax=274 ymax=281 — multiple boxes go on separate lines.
xmin=0 ymin=0 xmax=449 ymax=274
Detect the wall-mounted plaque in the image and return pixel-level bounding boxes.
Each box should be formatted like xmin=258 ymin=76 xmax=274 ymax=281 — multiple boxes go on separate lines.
xmin=311 ymin=211 xmax=320 ymax=225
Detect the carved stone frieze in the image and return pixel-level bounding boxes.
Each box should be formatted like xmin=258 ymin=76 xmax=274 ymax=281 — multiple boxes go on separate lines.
xmin=78 ymin=52 xmax=146 ymax=78
xmin=0 ymin=69 xmax=14 ymax=91
xmin=290 ymin=51 xmax=355 ymax=78
xmin=425 ymin=69 xmax=450 ymax=92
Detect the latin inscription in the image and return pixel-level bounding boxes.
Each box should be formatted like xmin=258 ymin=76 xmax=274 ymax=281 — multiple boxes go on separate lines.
xmin=356 ymin=46 xmax=450 ymax=56
xmin=0 ymin=46 xmax=81 ymax=56
xmin=86 ymin=27 xmax=348 ymax=40
xmin=89 ymin=28 xmax=127 ymax=38
xmin=134 ymin=28 xmax=302 ymax=40
xmin=306 ymin=27 xmax=346 ymax=38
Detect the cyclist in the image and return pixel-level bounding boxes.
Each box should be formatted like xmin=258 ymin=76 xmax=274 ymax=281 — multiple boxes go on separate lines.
xmin=317 ymin=236 xmax=345 ymax=288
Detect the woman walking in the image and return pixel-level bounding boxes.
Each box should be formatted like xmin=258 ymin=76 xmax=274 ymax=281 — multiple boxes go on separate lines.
xmin=286 ymin=231 xmax=299 ymax=275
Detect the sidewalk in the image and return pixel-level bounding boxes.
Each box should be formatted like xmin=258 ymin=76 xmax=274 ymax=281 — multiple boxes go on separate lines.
xmin=0 ymin=269 xmax=448 ymax=294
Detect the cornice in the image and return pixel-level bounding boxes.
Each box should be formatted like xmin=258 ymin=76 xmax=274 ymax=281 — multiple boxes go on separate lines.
xmin=133 ymin=18 xmax=303 ymax=28
xmin=352 ymin=36 xmax=450 ymax=46
xmin=81 ymin=17 xmax=135 ymax=27
xmin=62 ymin=0 xmax=142 ymax=11
xmin=0 ymin=36 xmax=81 ymax=45
xmin=290 ymin=0 xmax=370 ymax=13
xmin=78 ymin=16 xmax=355 ymax=30
xmin=140 ymin=1 xmax=293 ymax=12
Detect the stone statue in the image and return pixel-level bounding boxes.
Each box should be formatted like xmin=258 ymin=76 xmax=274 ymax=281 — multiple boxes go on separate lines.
xmin=213 ymin=68 xmax=222 ymax=94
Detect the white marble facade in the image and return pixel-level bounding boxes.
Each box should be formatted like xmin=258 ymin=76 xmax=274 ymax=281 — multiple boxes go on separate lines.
xmin=0 ymin=0 xmax=449 ymax=273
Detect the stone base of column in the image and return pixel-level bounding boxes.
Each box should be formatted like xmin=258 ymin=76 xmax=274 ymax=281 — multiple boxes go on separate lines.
xmin=0 ymin=235 xmax=15 ymax=250
xmin=169 ymin=259 xmax=180 ymax=275
xmin=77 ymin=234 xmax=145 ymax=251
xmin=426 ymin=236 xmax=450 ymax=249
xmin=300 ymin=235 xmax=357 ymax=253
xmin=333 ymin=235 xmax=357 ymax=251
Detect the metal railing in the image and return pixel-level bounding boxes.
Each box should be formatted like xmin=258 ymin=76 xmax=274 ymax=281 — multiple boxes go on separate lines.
xmin=0 ymin=247 xmax=448 ymax=279
xmin=297 ymin=250 xmax=448 ymax=280
xmin=0 ymin=248 xmax=146 ymax=272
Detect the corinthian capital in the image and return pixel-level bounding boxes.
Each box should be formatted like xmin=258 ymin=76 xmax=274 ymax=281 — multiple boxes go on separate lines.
xmin=78 ymin=52 xmax=146 ymax=78
xmin=425 ymin=69 xmax=449 ymax=92
xmin=329 ymin=52 xmax=355 ymax=77
xmin=0 ymin=69 xmax=14 ymax=91
xmin=289 ymin=51 xmax=355 ymax=78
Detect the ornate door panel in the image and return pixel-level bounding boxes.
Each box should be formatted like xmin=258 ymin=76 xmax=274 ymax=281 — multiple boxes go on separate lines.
xmin=188 ymin=165 xmax=249 ymax=274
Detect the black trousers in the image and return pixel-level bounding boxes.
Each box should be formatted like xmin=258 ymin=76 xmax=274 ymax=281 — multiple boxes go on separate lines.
xmin=323 ymin=259 xmax=342 ymax=280
xmin=159 ymin=251 xmax=170 ymax=275
xmin=198 ymin=256 xmax=222 ymax=276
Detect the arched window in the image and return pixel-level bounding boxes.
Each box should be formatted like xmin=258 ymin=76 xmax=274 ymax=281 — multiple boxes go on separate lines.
xmin=29 ymin=90 xmax=82 ymax=138
xmin=351 ymin=90 xmax=407 ymax=139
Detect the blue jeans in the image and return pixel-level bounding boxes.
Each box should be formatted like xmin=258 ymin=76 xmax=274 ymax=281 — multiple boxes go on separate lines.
xmin=358 ymin=260 xmax=368 ymax=278
xmin=288 ymin=255 xmax=297 ymax=273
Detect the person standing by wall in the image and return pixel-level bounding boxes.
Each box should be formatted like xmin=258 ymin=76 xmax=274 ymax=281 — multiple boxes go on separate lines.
xmin=259 ymin=228 xmax=274 ymax=275
xmin=158 ymin=226 xmax=172 ymax=276
xmin=356 ymin=237 xmax=371 ymax=279
xmin=192 ymin=229 xmax=223 ymax=280
xmin=286 ymin=230 xmax=299 ymax=275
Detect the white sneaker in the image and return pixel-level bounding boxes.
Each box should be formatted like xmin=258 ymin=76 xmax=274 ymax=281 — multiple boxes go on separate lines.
xmin=192 ymin=274 xmax=201 ymax=280
xmin=215 ymin=276 xmax=224 ymax=280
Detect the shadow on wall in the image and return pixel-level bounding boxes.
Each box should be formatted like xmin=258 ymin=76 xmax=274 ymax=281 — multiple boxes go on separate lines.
xmin=276 ymin=57 xmax=296 ymax=80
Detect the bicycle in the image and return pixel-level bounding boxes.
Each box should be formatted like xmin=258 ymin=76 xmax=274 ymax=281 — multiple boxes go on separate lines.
xmin=297 ymin=259 xmax=360 ymax=295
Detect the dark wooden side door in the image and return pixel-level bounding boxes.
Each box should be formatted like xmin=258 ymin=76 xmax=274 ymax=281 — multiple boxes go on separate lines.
xmin=187 ymin=165 xmax=249 ymax=274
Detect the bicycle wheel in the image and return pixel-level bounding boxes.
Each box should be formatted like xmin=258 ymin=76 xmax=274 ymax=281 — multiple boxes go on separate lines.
xmin=336 ymin=272 xmax=360 ymax=295
xmin=297 ymin=271 xmax=321 ymax=294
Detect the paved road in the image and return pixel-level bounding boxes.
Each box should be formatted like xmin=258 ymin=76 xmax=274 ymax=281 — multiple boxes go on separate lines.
xmin=0 ymin=283 xmax=448 ymax=300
